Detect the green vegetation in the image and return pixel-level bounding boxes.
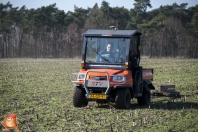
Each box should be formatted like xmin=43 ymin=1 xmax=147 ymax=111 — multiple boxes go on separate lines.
xmin=0 ymin=58 xmax=198 ymax=131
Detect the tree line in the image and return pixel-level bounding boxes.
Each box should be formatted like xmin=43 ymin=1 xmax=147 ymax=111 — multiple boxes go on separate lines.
xmin=0 ymin=0 xmax=198 ymax=58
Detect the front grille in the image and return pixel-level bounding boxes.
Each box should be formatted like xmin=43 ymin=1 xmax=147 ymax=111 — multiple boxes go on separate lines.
xmin=89 ymin=87 xmax=107 ymax=93
xmin=89 ymin=76 xmax=107 ymax=80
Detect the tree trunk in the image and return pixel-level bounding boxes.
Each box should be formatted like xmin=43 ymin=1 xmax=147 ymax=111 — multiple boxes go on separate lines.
xmin=18 ymin=32 xmax=24 ymax=57
xmin=34 ymin=37 xmax=37 ymax=58
xmin=149 ymin=39 xmax=153 ymax=58
xmin=1 ymin=40 xmax=4 ymax=58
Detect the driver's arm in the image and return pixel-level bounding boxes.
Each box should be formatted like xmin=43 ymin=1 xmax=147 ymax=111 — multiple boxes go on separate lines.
xmin=96 ymin=54 xmax=101 ymax=62
xmin=96 ymin=50 xmax=103 ymax=62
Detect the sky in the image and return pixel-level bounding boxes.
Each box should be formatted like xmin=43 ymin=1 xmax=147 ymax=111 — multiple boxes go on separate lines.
xmin=1 ymin=0 xmax=198 ymax=12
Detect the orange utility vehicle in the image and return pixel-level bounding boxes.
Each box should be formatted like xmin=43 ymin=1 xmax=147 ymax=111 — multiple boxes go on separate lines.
xmin=72 ymin=26 xmax=155 ymax=109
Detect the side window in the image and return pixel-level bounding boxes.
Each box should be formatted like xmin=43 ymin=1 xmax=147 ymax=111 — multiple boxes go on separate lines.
xmin=130 ymin=36 xmax=137 ymax=57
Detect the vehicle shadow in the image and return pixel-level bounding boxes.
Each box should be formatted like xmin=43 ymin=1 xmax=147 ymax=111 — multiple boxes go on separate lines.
xmin=95 ymin=99 xmax=198 ymax=110
xmin=148 ymin=100 xmax=198 ymax=110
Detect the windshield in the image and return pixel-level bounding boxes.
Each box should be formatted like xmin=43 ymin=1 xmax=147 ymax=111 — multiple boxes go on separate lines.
xmin=85 ymin=37 xmax=130 ymax=64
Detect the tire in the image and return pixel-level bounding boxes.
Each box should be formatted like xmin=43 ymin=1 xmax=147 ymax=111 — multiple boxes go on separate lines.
xmin=73 ymin=87 xmax=88 ymax=107
xmin=137 ymin=88 xmax=150 ymax=106
xmin=115 ymin=89 xmax=131 ymax=109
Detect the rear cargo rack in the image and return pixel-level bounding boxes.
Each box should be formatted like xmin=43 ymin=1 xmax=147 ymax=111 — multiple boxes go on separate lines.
xmin=151 ymin=84 xmax=181 ymax=98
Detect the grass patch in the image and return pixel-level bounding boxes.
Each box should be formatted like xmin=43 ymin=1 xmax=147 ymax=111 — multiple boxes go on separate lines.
xmin=0 ymin=58 xmax=198 ymax=131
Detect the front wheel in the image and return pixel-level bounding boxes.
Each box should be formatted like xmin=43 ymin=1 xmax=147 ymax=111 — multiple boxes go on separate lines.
xmin=115 ymin=89 xmax=131 ymax=109
xmin=73 ymin=87 xmax=88 ymax=107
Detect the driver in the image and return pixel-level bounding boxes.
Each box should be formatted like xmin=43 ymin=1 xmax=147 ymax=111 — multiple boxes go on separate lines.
xmin=96 ymin=43 xmax=114 ymax=62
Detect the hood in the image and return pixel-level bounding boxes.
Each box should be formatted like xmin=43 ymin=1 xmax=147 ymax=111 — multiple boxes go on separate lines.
xmin=79 ymin=69 xmax=130 ymax=76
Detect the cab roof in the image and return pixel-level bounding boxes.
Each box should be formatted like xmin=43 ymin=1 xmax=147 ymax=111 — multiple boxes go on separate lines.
xmin=83 ymin=29 xmax=142 ymax=37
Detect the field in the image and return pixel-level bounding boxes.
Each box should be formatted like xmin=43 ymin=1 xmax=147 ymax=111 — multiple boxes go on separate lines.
xmin=0 ymin=58 xmax=198 ymax=132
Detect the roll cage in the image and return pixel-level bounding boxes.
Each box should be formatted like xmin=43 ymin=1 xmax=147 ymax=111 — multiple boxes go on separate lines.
xmin=81 ymin=29 xmax=142 ymax=70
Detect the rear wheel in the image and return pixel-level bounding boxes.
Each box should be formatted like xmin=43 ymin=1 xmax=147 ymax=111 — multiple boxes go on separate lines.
xmin=115 ymin=89 xmax=131 ymax=109
xmin=137 ymin=88 xmax=150 ymax=106
xmin=73 ymin=87 xmax=88 ymax=107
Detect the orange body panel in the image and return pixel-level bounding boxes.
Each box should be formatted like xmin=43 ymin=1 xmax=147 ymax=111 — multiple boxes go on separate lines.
xmin=143 ymin=68 xmax=153 ymax=80
xmin=78 ymin=69 xmax=133 ymax=87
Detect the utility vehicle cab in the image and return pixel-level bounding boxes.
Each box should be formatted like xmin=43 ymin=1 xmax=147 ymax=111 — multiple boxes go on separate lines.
xmin=72 ymin=27 xmax=155 ymax=109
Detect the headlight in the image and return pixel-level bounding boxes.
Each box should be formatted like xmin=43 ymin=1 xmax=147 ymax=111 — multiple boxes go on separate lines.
xmin=77 ymin=73 xmax=85 ymax=80
xmin=112 ymin=75 xmax=126 ymax=82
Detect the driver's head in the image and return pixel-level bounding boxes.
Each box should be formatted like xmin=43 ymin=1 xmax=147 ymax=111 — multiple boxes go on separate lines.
xmin=106 ymin=44 xmax=112 ymax=52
